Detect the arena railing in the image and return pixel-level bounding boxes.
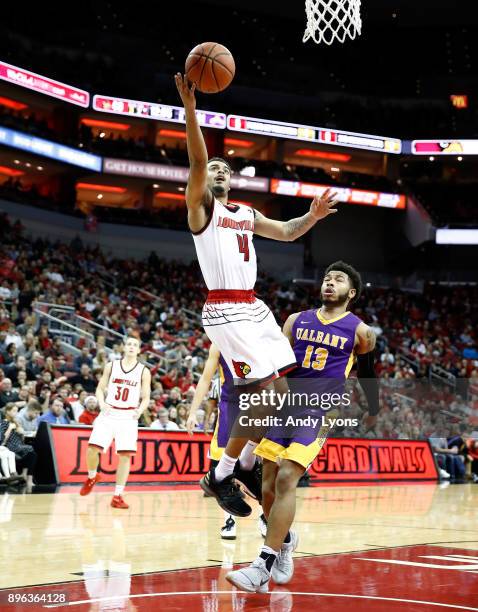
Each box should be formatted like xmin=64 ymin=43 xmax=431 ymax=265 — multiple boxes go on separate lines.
xmin=129 ymin=286 xmax=202 ymax=325
xmin=429 ymin=364 xmax=456 ymax=391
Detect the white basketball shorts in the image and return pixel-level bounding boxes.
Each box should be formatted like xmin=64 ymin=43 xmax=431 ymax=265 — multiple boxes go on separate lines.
xmin=202 ymin=296 xmax=297 ymax=385
xmin=88 ymin=409 xmax=138 ymax=453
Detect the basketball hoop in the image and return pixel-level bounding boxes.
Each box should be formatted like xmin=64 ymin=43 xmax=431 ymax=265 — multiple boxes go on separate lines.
xmin=303 ymin=0 xmax=362 ymax=46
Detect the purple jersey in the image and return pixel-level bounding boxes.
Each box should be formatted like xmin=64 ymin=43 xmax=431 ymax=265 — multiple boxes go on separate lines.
xmin=290 ymin=309 xmax=362 ymax=380
xmin=219 ymin=354 xmax=234 ymax=401
xmin=215 ymin=355 xmax=237 ymax=448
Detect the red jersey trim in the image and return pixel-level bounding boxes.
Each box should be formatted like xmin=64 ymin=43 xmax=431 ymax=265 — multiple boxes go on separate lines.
xmin=206 ymin=289 xmax=256 ymax=304
xmin=110 ymin=406 xmax=136 ymax=411
xmin=190 ymin=196 xmax=215 ymax=236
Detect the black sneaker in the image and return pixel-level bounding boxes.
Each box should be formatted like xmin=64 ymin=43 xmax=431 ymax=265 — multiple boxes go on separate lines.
xmin=234 ymin=460 xmax=262 ymax=502
xmin=200 ymin=469 xmax=252 ymax=517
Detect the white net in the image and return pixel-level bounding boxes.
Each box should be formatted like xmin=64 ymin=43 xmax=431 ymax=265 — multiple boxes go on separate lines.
xmin=303 ymin=0 xmax=362 ymax=46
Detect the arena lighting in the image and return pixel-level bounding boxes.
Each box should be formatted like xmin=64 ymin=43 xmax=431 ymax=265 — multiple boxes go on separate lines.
xmin=240 ymin=165 xmax=256 ymax=177
xmin=436 ymin=229 xmax=478 ymax=245
xmin=0 ymin=165 xmax=24 ymax=176
xmin=76 ymin=182 xmax=127 ymax=193
xmin=154 ymin=191 xmax=184 ymax=200
xmin=294 ymin=149 xmax=351 ymax=162
xmin=224 ymin=137 xmax=254 ymax=148
xmin=450 ymin=94 xmax=468 ymax=109
xmin=0 ymin=95 xmax=28 ymax=111
xmin=158 ymin=129 xmax=187 ymax=139
xmin=81 ymin=118 xmax=130 ymax=131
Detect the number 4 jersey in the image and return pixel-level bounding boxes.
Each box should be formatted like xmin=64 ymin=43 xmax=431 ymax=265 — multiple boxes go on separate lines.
xmin=105 ymin=360 xmax=145 ymax=408
xmin=290 ymin=309 xmax=363 ymax=380
xmin=192 ymin=198 xmax=257 ymax=290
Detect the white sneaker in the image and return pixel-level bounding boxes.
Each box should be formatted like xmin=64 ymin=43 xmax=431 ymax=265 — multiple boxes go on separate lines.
xmin=271 ymin=531 xmax=298 ymax=585
xmin=221 ymin=516 xmax=236 ymax=540
xmin=439 ymin=468 xmax=450 ymax=479
xmin=226 ymin=557 xmax=270 ymax=593
xmin=472 ymin=473 xmax=478 ymax=483
xmin=258 ymin=513 xmax=267 ymax=538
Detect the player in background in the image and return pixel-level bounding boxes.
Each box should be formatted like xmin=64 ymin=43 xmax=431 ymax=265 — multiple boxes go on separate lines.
xmin=175 ymin=73 xmax=339 ymax=518
xmin=226 ymin=261 xmax=379 ymax=591
xmin=187 ymin=344 xmax=267 ymax=540
xmin=79 ymin=336 xmax=151 ymax=509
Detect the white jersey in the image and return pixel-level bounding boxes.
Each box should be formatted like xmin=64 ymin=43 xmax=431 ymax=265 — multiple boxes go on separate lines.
xmin=192 ymin=198 xmax=257 ymax=290
xmin=105 ymin=359 xmax=145 ymax=408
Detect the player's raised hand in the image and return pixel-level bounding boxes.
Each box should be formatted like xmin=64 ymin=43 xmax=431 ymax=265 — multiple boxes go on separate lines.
xmin=310 ymin=188 xmax=339 ymax=220
xmin=174 ymin=72 xmax=196 ymax=109
xmin=186 ymin=413 xmax=199 ymax=435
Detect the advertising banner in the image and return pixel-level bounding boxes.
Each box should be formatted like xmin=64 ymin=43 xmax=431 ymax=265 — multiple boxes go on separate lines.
xmin=42 ymin=425 xmax=437 ymax=485
xmin=93 ymin=95 xmax=226 ymax=129
xmin=103 ymin=158 xmax=269 ymax=192
xmin=0 ymin=126 xmax=102 ymax=171
xmin=227 ymin=114 xmax=401 ymax=154
xmin=270 ymin=178 xmax=406 ymax=209
xmin=0 ymin=60 xmax=89 ymax=107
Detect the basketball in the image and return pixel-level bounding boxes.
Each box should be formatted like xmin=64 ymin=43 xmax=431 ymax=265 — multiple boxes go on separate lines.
xmin=185 ymin=42 xmax=235 ymax=94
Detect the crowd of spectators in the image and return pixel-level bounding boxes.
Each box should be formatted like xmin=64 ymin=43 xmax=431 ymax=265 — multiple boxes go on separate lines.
xmin=0 ymin=210 xmax=477 ymax=489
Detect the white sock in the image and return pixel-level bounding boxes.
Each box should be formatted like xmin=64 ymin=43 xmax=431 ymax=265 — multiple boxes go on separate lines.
xmin=239 ymin=441 xmax=258 ymax=471
xmin=214 ymin=453 xmax=237 ymax=482
xmin=115 ymin=485 xmax=125 ymax=496
xmin=88 ymin=470 xmax=97 ymax=479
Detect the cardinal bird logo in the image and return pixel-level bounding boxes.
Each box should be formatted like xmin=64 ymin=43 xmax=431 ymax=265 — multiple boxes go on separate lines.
xmin=232 ymin=360 xmax=251 ymax=378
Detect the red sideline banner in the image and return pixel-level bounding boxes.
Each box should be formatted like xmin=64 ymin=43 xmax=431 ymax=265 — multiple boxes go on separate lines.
xmin=310 ymin=438 xmax=438 ymax=482
xmin=43 ymin=425 xmax=438 ymax=484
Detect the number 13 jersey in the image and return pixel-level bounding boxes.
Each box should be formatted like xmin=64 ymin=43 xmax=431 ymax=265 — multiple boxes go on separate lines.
xmin=192 ymin=198 xmax=257 ymax=290
xmin=106 ymin=360 xmax=145 ymax=408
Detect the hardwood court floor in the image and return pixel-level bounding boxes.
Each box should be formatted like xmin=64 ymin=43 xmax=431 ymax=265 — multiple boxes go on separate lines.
xmin=0 ymin=483 xmax=477 ymax=610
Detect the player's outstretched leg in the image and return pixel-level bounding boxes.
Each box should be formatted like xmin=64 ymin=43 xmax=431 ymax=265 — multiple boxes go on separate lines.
xmin=80 ymin=445 xmax=102 ymax=496
xmin=226 ymin=459 xmax=303 ymax=591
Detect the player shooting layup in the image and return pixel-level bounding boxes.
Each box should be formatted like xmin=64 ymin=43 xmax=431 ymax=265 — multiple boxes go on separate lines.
xmin=79 ymin=336 xmax=151 ymax=508
xmin=175 ymin=73 xmax=339 ymax=517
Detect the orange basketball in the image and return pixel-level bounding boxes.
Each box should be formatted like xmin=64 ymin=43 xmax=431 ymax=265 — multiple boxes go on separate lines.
xmin=185 ymin=42 xmax=235 ymax=94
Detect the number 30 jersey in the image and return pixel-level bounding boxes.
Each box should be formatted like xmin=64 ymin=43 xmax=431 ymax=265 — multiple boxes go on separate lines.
xmin=105 ymin=359 xmax=145 ymax=408
xmin=192 ymin=198 xmax=257 ymax=290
